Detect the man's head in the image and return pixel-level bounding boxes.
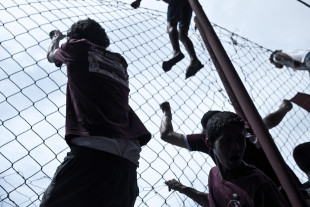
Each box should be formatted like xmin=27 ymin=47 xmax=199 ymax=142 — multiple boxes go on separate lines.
xmin=270 ymin=50 xmax=284 ymax=68
xmin=201 ymin=110 xmax=220 ymax=133
xmin=293 ymin=143 xmax=310 ymax=178
xmin=67 ymin=18 xmax=110 ymax=48
xmin=205 ymin=111 xmax=246 ymax=171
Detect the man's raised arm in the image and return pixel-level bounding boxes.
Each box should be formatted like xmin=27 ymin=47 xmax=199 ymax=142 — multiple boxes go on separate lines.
xmin=165 ymin=179 xmax=210 ymax=207
xmin=159 ymin=102 xmax=187 ymax=148
xmin=263 ymin=99 xmax=293 ymax=130
xmin=47 ymin=30 xmax=65 ymax=63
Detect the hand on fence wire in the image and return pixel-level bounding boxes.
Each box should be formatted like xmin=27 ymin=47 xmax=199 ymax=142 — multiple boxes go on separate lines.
xmin=49 ymin=30 xmax=66 ymax=40
xmin=165 ymin=179 xmax=184 ymax=192
xmin=160 ymin=101 xmax=172 ymax=118
xmin=279 ymin=99 xmax=293 ymax=111
xmin=165 ymin=179 xmax=210 ymax=207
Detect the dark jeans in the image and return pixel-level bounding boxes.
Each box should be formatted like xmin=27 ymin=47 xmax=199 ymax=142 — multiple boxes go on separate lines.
xmin=40 ymin=145 xmax=139 ymax=207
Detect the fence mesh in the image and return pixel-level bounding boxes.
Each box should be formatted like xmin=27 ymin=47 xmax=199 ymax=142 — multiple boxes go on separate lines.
xmin=0 ymin=0 xmax=309 ymax=206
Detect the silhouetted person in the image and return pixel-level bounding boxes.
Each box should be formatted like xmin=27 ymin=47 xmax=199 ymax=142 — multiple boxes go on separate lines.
xmin=293 ymin=142 xmax=310 ymax=196
xmin=270 ymin=50 xmax=310 ymax=74
xmin=131 ymin=0 xmax=204 ymax=79
xmin=41 ymin=18 xmax=151 ymax=207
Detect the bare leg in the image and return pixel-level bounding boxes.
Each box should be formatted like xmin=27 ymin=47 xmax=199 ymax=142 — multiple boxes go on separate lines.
xmin=179 ymin=26 xmax=197 ymax=62
xmin=179 ymin=26 xmax=203 ymax=79
xmin=162 ymin=20 xmax=185 ymax=72
xmin=168 ymin=19 xmax=181 ymax=57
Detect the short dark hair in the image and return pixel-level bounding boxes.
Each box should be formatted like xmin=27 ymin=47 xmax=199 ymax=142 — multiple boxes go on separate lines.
xmin=201 ymin=110 xmax=220 ymax=129
xmin=206 ymin=111 xmax=245 ymax=144
xmin=293 ymin=142 xmax=310 ymax=174
xmin=67 ymin=18 xmax=110 ymax=48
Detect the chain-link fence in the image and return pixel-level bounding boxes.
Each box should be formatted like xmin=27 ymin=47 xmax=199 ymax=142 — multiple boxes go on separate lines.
xmin=0 ymin=0 xmax=309 ymax=206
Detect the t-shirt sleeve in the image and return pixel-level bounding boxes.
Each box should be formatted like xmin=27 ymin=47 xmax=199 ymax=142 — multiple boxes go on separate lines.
xmin=186 ymin=134 xmax=210 ymax=154
xmin=54 ymin=39 xmax=84 ymax=67
xmin=54 ymin=41 xmax=70 ymax=67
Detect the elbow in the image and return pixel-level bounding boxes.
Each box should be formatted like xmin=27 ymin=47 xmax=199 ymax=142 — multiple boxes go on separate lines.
xmin=160 ymin=132 xmax=169 ymax=142
xmin=47 ymin=53 xmax=54 ymax=63
xmin=263 ymin=119 xmax=274 ymax=130
xmin=160 ymin=130 xmax=174 ymax=142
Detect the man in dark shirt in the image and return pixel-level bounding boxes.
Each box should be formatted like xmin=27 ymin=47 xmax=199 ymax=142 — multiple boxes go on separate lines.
xmin=159 ymin=101 xmax=295 ymax=206
xmin=40 ymin=18 xmax=151 ymax=207
xmin=164 ymin=111 xmax=288 ymax=206
xmin=293 ymin=142 xmax=310 ymax=196
xmin=131 ymin=0 xmax=203 ymax=79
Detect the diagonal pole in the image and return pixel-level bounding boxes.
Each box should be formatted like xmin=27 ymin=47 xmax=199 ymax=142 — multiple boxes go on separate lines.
xmin=188 ymin=0 xmax=308 ymax=206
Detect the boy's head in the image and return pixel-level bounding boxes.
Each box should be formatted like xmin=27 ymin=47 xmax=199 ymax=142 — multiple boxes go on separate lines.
xmin=67 ymin=18 xmax=110 ymax=48
xmin=206 ymin=111 xmax=246 ymax=170
xmin=201 ymin=110 xmax=220 ymax=133
xmin=293 ymin=143 xmax=310 ymax=178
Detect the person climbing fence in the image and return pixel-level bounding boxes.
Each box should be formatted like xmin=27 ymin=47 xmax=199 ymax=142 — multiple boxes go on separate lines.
xmin=270 ymin=49 xmax=310 ymax=74
xmin=1 ymin=1 xmax=310 ymax=206
xmin=131 ymin=0 xmax=204 ymax=79
xmin=41 ymin=18 xmax=151 ymax=207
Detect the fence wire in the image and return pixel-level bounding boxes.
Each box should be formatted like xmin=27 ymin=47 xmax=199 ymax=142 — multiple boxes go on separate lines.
xmin=0 ymin=0 xmax=309 ymax=206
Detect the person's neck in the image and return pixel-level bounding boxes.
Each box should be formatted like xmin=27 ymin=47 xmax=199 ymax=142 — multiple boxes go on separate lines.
xmin=218 ymin=161 xmax=246 ymax=181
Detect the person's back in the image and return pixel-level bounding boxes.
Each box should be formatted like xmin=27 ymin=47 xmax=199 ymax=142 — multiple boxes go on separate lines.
xmin=41 ymin=18 xmax=151 ymax=207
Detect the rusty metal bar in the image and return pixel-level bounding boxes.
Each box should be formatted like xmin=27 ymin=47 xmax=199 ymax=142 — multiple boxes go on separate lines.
xmin=188 ymin=0 xmax=307 ymax=206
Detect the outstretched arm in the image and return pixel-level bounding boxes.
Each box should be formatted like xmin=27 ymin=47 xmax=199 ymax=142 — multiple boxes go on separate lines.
xmin=159 ymin=102 xmax=187 ymax=148
xmin=165 ymin=179 xmax=210 ymax=207
xmin=47 ymin=30 xmax=65 ymax=63
xmin=275 ymin=52 xmax=303 ymax=68
xmin=263 ymin=99 xmax=293 ymax=130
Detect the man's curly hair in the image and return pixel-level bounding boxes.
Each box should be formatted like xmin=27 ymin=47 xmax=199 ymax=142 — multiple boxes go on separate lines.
xmin=206 ymin=111 xmax=245 ymax=144
xmin=67 ymin=18 xmax=110 ymax=48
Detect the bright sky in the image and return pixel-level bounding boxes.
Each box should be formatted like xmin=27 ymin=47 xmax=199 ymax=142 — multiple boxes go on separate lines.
xmin=122 ymin=0 xmax=310 ymax=50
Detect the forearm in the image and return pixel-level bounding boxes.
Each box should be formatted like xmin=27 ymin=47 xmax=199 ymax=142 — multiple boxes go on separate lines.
xmin=263 ymin=107 xmax=289 ymax=129
xmin=47 ymin=30 xmax=65 ymax=63
xmin=159 ymin=102 xmax=186 ymax=148
xmin=160 ymin=110 xmax=173 ymax=136
xmin=47 ymin=37 xmax=61 ymax=63
xmin=160 ymin=116 xmax=186 ymax=148
xmin=177 ymin=186 xmax=209 ymax=207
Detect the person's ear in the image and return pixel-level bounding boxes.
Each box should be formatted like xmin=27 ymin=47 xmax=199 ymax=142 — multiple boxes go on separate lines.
xmin=205 ymin=138 xmax=212 ymax=149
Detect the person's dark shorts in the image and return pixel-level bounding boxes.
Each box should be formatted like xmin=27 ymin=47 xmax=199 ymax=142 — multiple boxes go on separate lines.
xmin=167 ymin=0 xmax=193 ymax=28
xmin=40 ymin=146 xmax=139 ymax=207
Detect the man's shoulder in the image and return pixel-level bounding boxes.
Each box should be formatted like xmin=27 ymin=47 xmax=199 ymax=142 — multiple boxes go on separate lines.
xmin=243 ymin=164 xmax=273 ymax=184
xmin=186 ymin=133 xmax=205 ymax=139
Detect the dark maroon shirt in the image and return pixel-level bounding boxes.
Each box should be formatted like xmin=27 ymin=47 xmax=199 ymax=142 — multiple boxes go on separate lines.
xmin=208 ymin=164 xmax=288 ymax=207
xmin=187 ymin=133 xmax=282 ymax=187
xmin=54 ymin=39 xmax=151 ymax=146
